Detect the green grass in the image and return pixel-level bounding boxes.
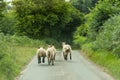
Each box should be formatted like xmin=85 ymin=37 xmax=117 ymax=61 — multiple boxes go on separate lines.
xmin=0 ymin=33 xmax=47 ymax=80
xmin=0 ymin=46 xmax=37 ymax=80
xmin=14 ymin=46 xmax=37 ymax=76
xmin=14 ymin=46 xmax=37 ymax=69
xmin=82 ymin=46 xmax=120 ymax=80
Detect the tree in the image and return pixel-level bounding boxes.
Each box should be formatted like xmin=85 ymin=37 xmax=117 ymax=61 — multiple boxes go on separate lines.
xmin=73 ymin=0 xmax=120 ymax=47
xmin=0 ymin=11 xmax=16 ymax=35
xmin=0 ymin=0 xmax=16 ymax=35
xmin=13 ymin=0 xmax=83 ymax=41
xmin=61 ymin=7 xmax=83 ymax=43
xmin=93 ymin=14 xmax=120 ymax=57
xmin=70 ymin=0 xmax=98 ymax=13
xmin=0 ymin=0 xmax=6 ymax=18
xmin=86 ymin=0 xmax=120 ymax=40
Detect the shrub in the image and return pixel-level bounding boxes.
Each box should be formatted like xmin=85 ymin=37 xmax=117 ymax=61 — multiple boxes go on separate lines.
xmin=0 ymin=33 xmax=47 ymax=80
xmin=73 ymin=35 xmax=87 ymax=48
xmin=94 ymin=14 xmax=120 ymax=57
xmin=43 ymin=38 xmax=60 ymax=48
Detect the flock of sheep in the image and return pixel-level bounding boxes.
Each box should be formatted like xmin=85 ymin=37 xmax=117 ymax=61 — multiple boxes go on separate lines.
xmin=36 ymin=42 xmax=72 ymax=65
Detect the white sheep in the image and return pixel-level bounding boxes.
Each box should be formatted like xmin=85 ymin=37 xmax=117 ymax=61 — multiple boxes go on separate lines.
xmin=62 ymin=42 xmax=72 ymax=60
xmin=46 ymin=45 xmax=56 ymax=65
xmin=51 ymin=44 xmax=57 ymax=60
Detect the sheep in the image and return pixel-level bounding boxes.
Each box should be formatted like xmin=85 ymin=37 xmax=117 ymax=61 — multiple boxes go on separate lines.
xmin=46 ymin=45 xmax=56 ymax=65
xmin=62 ymin=42 xmax=72 ymax=60
xmin=51 ymin=44 xmax=57 ymax=60
xmin=36 ymin=47 xmax=46 ymax=64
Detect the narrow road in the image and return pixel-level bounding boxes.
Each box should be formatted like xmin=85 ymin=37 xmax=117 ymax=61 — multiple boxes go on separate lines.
xmin=17 ymin=50 xmax=114 ymax=80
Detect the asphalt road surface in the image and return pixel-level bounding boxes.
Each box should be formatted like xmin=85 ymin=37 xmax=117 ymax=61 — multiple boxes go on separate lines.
xmin=16 ymin=50 xmax=114 ymax=80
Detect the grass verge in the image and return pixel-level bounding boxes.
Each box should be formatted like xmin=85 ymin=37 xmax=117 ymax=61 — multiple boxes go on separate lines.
xmin=0 ymin=33 xmax=47 ymax=80
xmin=82 ymin=45 xmax=120 ymax=80
xmin=14 ymin=46 xmax=37 ymax=79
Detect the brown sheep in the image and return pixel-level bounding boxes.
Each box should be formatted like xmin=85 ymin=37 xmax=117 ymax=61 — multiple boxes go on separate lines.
xmin=36 ymin=47 xmax=46 ymax=64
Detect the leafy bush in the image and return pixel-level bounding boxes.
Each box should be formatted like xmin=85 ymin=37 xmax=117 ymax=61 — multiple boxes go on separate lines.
xmin=93 ymin=14 xmax=120 ymax=57
xmin=86 ymin=50 xmax=120 ymax=80
xmin=0 ymin=56 xmax=16 ymax=80
xmin=10 ymin=35 xmax=47 ymax=47
xmin=0 ymin=12 xmax=16 ymax=35
xmin=82 ymin=43 xmax=93 ymax=53
xmin=43 ymin=38 xmax=60 ymax=48
xmin=73 ymin=35 xmax=87 ymax=48
xmin=0 ymin=33 xmax=16 ymax=80
xmin=78 ymin=0 xmax=120 ymax=41
xmin=13 ymin=0 xmax=83 ymax=41
xmin=0 ymin=33 xmax=48 ymax=80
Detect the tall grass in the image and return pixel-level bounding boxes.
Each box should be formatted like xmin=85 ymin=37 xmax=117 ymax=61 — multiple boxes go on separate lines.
xmin=0 ymin=33 xmax=47 ymax=80
xmin=82 ymin=43 xmax=120 ymax=80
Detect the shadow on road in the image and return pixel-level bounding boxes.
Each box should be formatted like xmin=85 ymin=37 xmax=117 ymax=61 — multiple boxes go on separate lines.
xmin=66 ymin=60 xmax=77 ymax=63
xmin=55 ymin=59 xmax=64 ymax=62
xmin=37 ymin=63 xmax=49 ymax=67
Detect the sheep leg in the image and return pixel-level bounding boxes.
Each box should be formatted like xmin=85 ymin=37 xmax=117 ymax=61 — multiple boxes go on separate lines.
xmin=38 ymin=56 xmax=41 ymax=64
xmin=52 ymin=60 xmax=54 ymax=65
xmin=48 ymin=58 xmax=50 ymax=65
xmin=70 ymin=52 xmax=72 ymax=60
xmin=64 ymin=55 xmax=66 ymax=60
xmin=50 ymin=59 xmax=52 ymax=65
xmin=64 ymin=54 xmax=67 ymax=60
xmin=54 ymin=54 xmax=56 ymax=60
xmin=64 ymin=53 xmax=68 ymax=60
xmin=42 ymin=57 xmax=45 ymax=63
xmin=65 ymin=54 xmax=68 ymax=60
xmin=63 ymin=52 xmax=66 ymax=60
xmin=65 ymin=55 xmax=67 ymax=60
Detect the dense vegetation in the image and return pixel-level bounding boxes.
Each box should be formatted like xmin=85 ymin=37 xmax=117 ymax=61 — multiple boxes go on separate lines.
xmin=74 ymin=0 xmax=120 ymax=80
xmin=13 ymin=0 xmax=83 ymax=43
xmin=70 ymin=0 xmax=98 ymax=13
xmin=0 ymin=0 xmax=120 ymax=80
xmin=74 ymin=0 xmax=120 ymax=57
xmin=0 ymin=33 xmax=47 ymax=80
